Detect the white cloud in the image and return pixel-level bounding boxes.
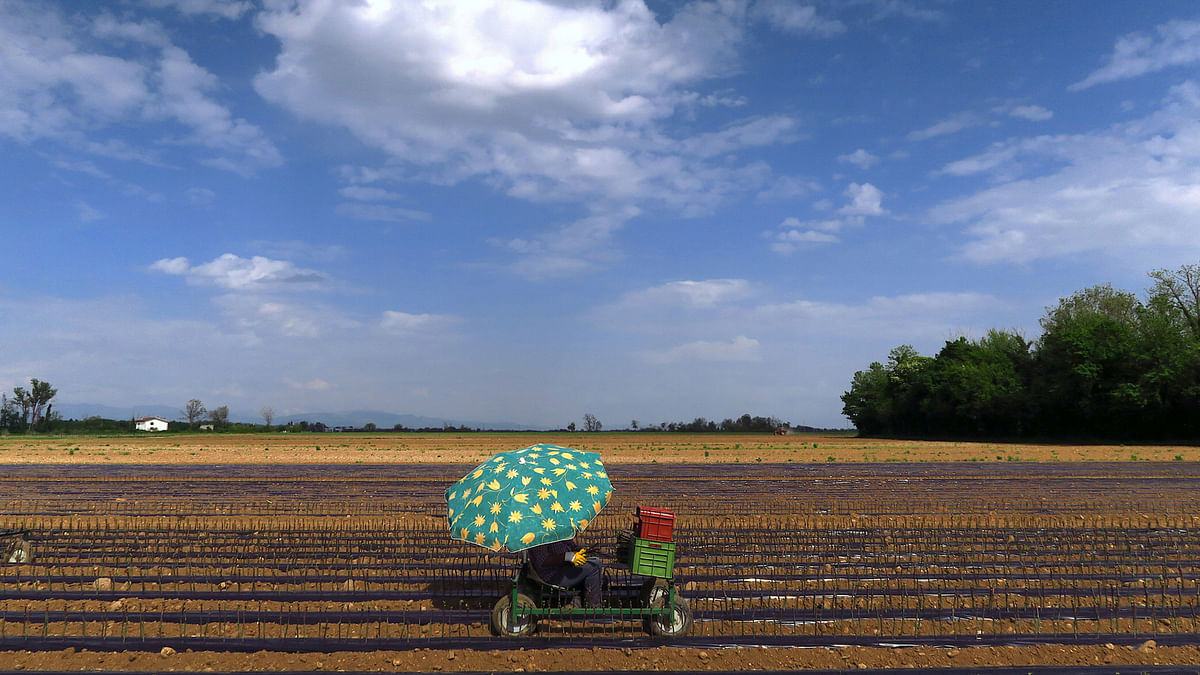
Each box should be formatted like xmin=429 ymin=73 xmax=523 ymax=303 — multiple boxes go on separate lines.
xmin=335 ymin=202 xmax=433 ymax=223
xmin=1071 ymin=19 xmax=1200 ymax=90
xmin=1005 ymin=104 xmax=1053 ymax=122
xmin=769 ymin=227 xmax=839 ymax=254
xmin=214 ymin=295 xmax=342 ymax=338
xmin=338 ymin=186 xmax=404 ymax=201
xmin=837 ymin=148 xmax=880 ymax=169
xmin=935 ymin=141 xmax=1022 ymax=177
xmin=252 ymin=0 xmax=803 ymax=270
xmin=751 ymin=0 xmax=844 ymax=37
xmin=839 ymin=182 xmax=886 ymax=216
xmin=930 ymin=81 xmax=1200 ymax=265
xmin=0 ymin=3 xmax=280 ymax=174
xmin=769 ymin=183 xmax=885 ymax=254
xmin=907 ymin=112 xmax=984 ymax=141
xmin=643 ymin=335 xmax=761 ymax=364
xmin=286 ymin=378 xmax=333 ymax=391
xmin=680 ymin=116 xmax=801 ymax=158
xmin=142 ymin=0 xmax=253 ymax=20
xmin=496 ymin=208 xmax=639 ymax=280
xmin=150 ymin=253 xmax=329 ymax=291
xmin=756 ymin=175 xmax=822 ymax=201
xmin=380 ymin=311 xmax=462 ymax=337
xmin=610 ymin=279 xmax=756 ymax=312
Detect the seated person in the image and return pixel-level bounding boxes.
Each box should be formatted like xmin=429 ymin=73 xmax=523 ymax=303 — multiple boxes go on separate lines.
xmin=527 ymin=537 xmax=602 ymax=608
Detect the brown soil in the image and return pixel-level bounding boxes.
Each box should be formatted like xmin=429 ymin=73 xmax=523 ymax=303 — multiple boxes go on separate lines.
xmin=2 ymin=433 xmax=1198 ymax=671
xmin=1 ymin=431 xmax=1195 ymax=465
xmin=2 ymin=642 xmax=1197 ymax=672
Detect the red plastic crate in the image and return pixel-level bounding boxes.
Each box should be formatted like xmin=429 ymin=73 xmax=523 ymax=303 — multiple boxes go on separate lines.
xmin=635 ymin=506 xmax=675 ymax=542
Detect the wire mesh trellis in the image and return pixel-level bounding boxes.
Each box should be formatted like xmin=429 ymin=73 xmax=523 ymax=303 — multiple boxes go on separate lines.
xmin=1 ymin=461 xmax=1199 ymax=649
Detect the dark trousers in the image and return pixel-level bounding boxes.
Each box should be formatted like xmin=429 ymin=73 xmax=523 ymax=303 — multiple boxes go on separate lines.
xmin=542 ymin=560 xmax=602 ymax=607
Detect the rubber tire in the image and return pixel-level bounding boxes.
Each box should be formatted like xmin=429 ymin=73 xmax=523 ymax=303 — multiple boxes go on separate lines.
xmin=643 ymin=580 xmax=693 ymax=636
xmin=6 ymin=539 xmax=31 ymax=564
xmin=489 ymin=592 xmax=538 ymax=637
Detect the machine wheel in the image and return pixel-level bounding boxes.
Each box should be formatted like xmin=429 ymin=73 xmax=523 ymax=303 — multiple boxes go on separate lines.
xmin=489 ymin=592 xmax=538 ymax=637
xmin=642 ymin=579 xmax=693 ymax=636
xmin=5 ymin=539 xmax=32 ymax=564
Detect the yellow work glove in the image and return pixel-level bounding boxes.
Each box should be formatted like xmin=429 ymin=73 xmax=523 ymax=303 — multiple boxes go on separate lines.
xmin=572 ymin=549 xmax=588 ymax=566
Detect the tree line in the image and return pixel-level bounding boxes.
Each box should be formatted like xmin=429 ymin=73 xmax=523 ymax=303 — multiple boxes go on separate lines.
xmin=564 ymin=414 xmax=803 ymax=433
xmin=0 ymin=379 xmax=58 ymax=433
xmin=841 ymin=263 xmax=1200 ymax=440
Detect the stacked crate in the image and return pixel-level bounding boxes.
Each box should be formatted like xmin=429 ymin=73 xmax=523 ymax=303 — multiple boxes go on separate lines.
xmin=628 ymin=506 xmax=676 ymax=578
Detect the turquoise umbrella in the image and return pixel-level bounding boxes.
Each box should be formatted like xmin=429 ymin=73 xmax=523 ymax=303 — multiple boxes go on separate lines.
xmin=445 ymin=443 xmax=613 ymax=552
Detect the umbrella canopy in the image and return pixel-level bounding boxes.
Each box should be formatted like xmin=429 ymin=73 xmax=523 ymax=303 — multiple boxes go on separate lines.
xmin=445 ymin=443 xmax=613 ymax=552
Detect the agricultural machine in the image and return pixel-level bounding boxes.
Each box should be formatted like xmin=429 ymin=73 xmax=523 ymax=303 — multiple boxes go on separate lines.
xmin=489 ymin=507 xmax=692 ymax=637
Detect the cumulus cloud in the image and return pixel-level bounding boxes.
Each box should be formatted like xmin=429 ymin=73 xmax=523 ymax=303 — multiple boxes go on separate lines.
xmin=0 ymin=3 xmax=280 ymax=173
xmin=252 ymin=0 xmax=806 ymax=269
xmin=1071 ymin=19 xmax=1200 ymax=90
xmin=609 ymin=279 xmax=756 ymax=312
xmin=929 ymin=81 xmax=1200 ymax=265
xmin=643 ymin=335 xmax=761 ymax=364
xmin=770 ymin=183 xmax=886 ymax=254
xmin=769 ymin=224 xmax=840 ymax=254
xmin=839 ymin=182 xmax=886 ymax=216
xmin=751 ymin=0 xmax=844 ymax=37
xmin=837 ymin=148 xmax=880 ymax=169
xmin=150 ymin=253 xmax=329 ymax=290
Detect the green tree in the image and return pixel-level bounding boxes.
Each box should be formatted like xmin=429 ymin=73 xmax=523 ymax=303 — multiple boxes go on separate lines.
xmin=1033 ymin=284 xmax=1143 ymax=436
xmin=841 ymin=361 xmax=891 ymax=434
xmin=1149 ymin=263 xmax=1200 ymax=340
xmin=10 ymin=379 xmax=56 ymax=432
xmin=922 ymin=331 xmax=1031 ymax=436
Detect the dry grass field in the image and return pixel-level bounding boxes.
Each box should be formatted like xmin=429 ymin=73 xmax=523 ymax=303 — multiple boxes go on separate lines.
xmin=0 ymin=430 xmax=1195 ymax=464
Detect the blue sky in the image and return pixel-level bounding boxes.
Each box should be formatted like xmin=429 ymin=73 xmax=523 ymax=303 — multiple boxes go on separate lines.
xmin=3 ymin=0 xmax=1200 ymax=429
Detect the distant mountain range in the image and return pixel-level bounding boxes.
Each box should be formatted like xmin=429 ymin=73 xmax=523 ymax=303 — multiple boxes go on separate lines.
xmin=52 ymin=403 xmax=537 ymax=431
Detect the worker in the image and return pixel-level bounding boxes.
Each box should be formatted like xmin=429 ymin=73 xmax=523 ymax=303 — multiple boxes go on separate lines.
xmin=528 ymin=537 xmax=602 ymax=608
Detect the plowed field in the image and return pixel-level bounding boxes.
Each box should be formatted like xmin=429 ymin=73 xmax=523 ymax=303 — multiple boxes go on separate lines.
xmin=0 ymin=433 xmax=1198 ymax=672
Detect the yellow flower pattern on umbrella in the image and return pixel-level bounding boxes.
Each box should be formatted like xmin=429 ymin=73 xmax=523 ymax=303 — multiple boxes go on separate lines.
xmin=444 ymin=443 xmax=613 ymax=552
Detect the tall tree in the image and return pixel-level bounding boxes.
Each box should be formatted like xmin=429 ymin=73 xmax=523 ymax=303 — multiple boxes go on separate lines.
xmin=185 ymin=399 xmax=207 ymax=427
xmin=209 ymin=405 xmax=229 ymax=427
xmin=261 ymin=406 xmax=275 ymax=429
xmin=1149 ymin=263 xmax=1200 ymax=340
xmin=0 ymin=393 xmax=14 ymax=431
xmin=27 ymin=379 xmax=56 ymax=428
xmin=583 ymin=413 xmax=602 ymax=432
xmin=1032 ymin=285 xmax=1143 ymax=437
xmin=10 ymin=379 xmax=56 ymax=431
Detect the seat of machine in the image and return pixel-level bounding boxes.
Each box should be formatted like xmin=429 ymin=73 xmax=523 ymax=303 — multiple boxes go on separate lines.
xmin=521 ymin=560 xmax=569 ymax=591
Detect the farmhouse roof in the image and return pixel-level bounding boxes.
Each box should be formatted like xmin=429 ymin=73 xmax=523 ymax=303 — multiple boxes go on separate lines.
xmin=134 ymin=417 xmax=169 ymax=423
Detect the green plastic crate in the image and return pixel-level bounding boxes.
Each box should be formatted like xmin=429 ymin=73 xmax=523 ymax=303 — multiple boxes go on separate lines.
xmin=630 ymin=537 xmax=676 ymax=578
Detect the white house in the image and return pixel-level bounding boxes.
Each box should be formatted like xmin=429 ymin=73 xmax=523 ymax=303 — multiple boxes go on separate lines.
xmin=134 ymin=417 xmax=169 ymax=432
